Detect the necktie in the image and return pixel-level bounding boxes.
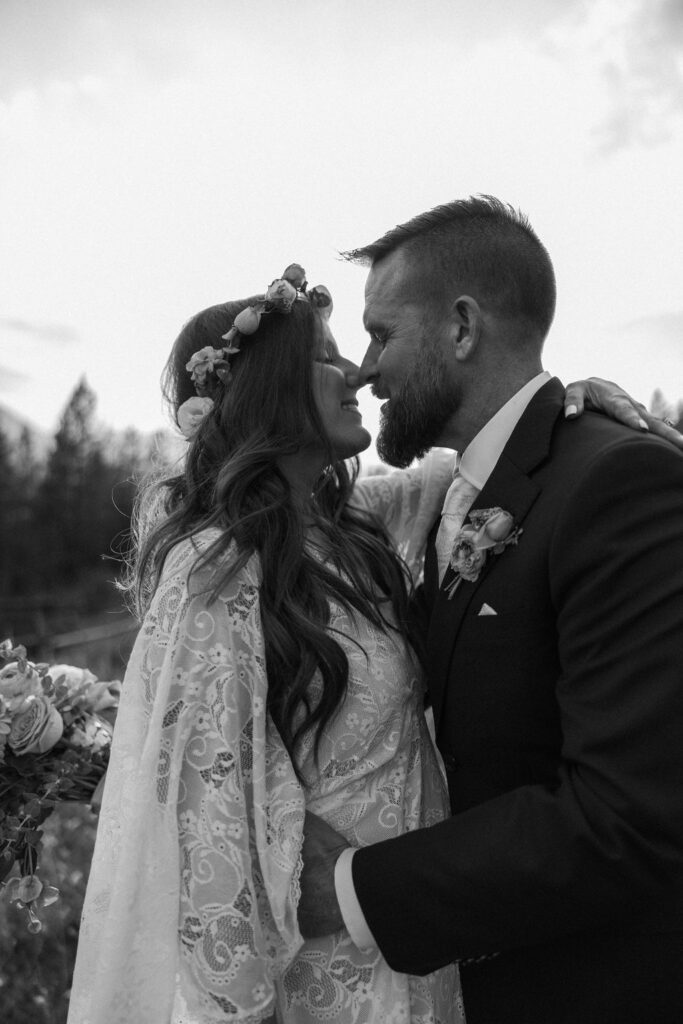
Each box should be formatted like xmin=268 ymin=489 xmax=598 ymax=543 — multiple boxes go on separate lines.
xmin=434 ymin=470 xmax=479 ymax=584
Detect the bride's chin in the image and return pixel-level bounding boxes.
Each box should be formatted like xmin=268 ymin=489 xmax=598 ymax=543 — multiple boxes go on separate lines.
xmin=345 ymin=428 xmax=373 ymax=459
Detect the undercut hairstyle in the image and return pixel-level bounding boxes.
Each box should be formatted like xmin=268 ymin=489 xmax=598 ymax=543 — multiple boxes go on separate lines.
xmin=343 ymin=195 xmax=557 ymax=340
xmin=126 ymin=297 xmax=417 ymax=780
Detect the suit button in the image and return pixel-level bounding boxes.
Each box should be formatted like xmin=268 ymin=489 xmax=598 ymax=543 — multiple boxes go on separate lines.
xmin=442 ymin=753 xmax=460 ymax=772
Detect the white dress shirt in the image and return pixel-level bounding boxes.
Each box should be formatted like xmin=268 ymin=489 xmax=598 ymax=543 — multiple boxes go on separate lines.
xmin=335 ymin=370 xmax=552 ymax=952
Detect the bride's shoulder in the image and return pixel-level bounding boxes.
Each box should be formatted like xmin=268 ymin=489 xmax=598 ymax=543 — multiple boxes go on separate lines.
xmin=161 ymin=528 xmax=261 ymax=592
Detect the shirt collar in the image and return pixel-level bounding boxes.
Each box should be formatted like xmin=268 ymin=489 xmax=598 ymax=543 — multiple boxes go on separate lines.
xmin=458 ymin=371 xmax=551 ymax=489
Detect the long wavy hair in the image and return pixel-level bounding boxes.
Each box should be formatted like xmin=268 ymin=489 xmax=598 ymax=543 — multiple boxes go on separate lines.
xmin=129 ymin=295 xmax=417 ymax=778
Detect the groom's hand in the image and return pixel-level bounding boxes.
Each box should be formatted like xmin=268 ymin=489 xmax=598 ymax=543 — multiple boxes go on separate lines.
xmin=298 ymin=811 xmax=350 ymax=939
xmin=565 ymin=376 xmax=683 ymax=449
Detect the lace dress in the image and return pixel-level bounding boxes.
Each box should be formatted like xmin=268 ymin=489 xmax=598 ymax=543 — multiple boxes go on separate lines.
xmin=67 ymin=451 xmax=460 ymax=1024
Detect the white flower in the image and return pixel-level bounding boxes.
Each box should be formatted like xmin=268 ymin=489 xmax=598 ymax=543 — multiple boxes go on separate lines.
xmin=232 ymin=306 xmax=262 ymax=335
xmin=265 ymin=278 xmax=297 ymax=311
xmin=49 ymin=664 xmax=119 ymax=715
xmin=66 ymin=714 xmax=112 ymax=754
xmin=48 ymin=664 xmax=96 ymax=690
xmin=185 ymin=346 xmax=226 ymax=378
xmin=177 ymin=396 xmax=214 ymax=438
xmin=0 ymin=661 xmax=42 ymax=712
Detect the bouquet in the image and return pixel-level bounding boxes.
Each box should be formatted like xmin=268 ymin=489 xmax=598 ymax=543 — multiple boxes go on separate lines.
xmin=0 ymin=638 xmax=120 ymax=931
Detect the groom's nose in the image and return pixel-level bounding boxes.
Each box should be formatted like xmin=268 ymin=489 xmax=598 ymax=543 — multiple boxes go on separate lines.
xmin=357 ymin=343 xmax=379 ymax=387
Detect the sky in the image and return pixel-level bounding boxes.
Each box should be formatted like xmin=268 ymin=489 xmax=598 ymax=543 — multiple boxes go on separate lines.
xmin=1 ymin=0 xmax=682 ymax=453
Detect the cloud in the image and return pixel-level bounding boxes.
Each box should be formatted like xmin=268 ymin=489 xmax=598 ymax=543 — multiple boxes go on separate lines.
xmin=0 ymin=316 xmax=79 ymax=344
xmin=592 ymin=0 xmax=683 ymax=152
xmin=0 ymin=0 xmax=197 ymax=100
xmin=621 ymin=309 xmax=683 ymax=343
xmin=541 ymin=0 xmax=683 ymax=152
xmin=0 ymin=365 xmax=30 ymax=392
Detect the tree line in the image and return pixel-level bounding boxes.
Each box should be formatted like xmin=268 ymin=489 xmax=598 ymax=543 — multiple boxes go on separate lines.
xmin=0 ymin=378 xmax=172 ymax=641
xmin=1 ymin=378 xmax=681 ymax=644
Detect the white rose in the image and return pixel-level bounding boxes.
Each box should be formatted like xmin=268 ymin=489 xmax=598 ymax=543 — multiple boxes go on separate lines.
xmin=265 ymin=279 xmax=297 ymax=311
xmin=0 ymin=662 xmax=42 ymax=712
xmin=177 ymin=396 xmax=214 ymax=438
xmin=48 ymin=664 xmax=97 ymax=691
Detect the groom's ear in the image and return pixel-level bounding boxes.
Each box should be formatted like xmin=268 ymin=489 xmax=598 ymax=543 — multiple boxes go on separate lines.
xmin=447 ymin=295 xmax=482 ymax=362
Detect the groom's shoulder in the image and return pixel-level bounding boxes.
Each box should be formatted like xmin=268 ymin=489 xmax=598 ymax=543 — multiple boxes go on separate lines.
xmin=551 ymin=409 xmax=683 ymax=475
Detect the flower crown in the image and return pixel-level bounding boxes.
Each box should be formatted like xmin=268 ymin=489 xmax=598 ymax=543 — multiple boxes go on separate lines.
xmin=177 ymin=263 xmax=333 ymax=438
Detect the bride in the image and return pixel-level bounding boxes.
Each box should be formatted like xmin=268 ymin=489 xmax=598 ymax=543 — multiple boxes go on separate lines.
xmin=67 ymin=267 xmax=649 ymax=1024
xmin=67 ymin=269 xmax=463 ymax=1024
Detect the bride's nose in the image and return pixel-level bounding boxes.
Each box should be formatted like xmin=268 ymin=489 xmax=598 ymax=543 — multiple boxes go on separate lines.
xmin=345 ymin=364 xmax=360 ymax=388
xmin=335 ymin=354 xmax=361 ymax=387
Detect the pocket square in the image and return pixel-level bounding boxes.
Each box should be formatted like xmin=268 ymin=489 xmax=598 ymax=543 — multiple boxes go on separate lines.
xmin=478 ymin=603 xmax=498 ymax=616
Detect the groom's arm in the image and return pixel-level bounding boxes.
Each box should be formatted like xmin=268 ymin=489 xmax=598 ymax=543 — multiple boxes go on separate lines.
xmin=347 ymin=431 xmax=683 ymax=974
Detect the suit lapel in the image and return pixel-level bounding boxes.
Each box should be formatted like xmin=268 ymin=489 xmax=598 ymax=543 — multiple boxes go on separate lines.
xmin=427 ymin=378 xmax=565 ymax=724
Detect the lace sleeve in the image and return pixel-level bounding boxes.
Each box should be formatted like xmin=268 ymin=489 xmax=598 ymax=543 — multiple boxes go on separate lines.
xmin=67 ymin=534 xmax=305 ymax=1024
xmin=352 ymin=449 xmax=455 ymax=583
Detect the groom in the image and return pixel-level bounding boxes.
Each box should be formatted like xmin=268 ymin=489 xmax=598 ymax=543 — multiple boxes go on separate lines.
xmin=299 ymin=197 xmax=683 ymax=1022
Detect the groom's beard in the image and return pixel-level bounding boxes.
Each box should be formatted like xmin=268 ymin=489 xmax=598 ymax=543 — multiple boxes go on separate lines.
xmin=376 ymin=352 xmax=459 ymax=468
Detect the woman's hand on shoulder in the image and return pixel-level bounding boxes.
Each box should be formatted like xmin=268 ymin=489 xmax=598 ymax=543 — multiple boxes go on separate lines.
xmin=564 ymin=377 xmax=683 ymax=450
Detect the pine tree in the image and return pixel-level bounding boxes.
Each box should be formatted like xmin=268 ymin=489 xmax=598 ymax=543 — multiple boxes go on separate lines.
xmin=36 ymin=378 xmax=101 ymax=582
xmin=7 ymin=426 xmax=43 ymax=597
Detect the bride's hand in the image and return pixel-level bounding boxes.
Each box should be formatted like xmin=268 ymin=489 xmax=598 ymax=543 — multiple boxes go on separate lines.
xmin=564 ymin=377 xmax=683 ymax=449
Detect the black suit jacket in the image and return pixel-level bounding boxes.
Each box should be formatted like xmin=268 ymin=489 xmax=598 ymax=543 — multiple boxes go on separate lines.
xmin=352 ymin=379 xmax=683 ymax=1018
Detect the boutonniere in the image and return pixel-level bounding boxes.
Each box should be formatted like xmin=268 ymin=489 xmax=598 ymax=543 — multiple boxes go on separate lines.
xmin=446 ymin=507 xmax=522 ymax=599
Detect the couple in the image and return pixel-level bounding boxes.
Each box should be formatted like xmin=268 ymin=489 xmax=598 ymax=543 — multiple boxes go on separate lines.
xmin=68 ymin=197 xmax=683 ymax=1024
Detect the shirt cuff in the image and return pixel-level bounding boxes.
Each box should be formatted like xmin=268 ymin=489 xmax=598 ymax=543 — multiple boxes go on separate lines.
xmin=334 ymin=847 xmax=378 ymax=952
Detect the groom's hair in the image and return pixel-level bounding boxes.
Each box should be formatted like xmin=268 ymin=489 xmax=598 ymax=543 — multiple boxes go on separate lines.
xmin=342 ymin=195 xmax=556 ymax=341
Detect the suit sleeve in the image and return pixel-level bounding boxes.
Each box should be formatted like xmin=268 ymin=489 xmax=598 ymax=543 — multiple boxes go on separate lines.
xmin=351 ymin=436 xmax=683 ymax=974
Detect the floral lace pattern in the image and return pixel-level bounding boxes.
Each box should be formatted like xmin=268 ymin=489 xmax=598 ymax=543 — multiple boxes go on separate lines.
xmin=68 ymin=536 xmax=305 ymax=1023
xmin=276 ymin=587 xmax=463 ymax=1023
xmin=352 ymin=449 xmax=455 ymax=585
xmin=69 ymin=451 xmax=462 ymax=1023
